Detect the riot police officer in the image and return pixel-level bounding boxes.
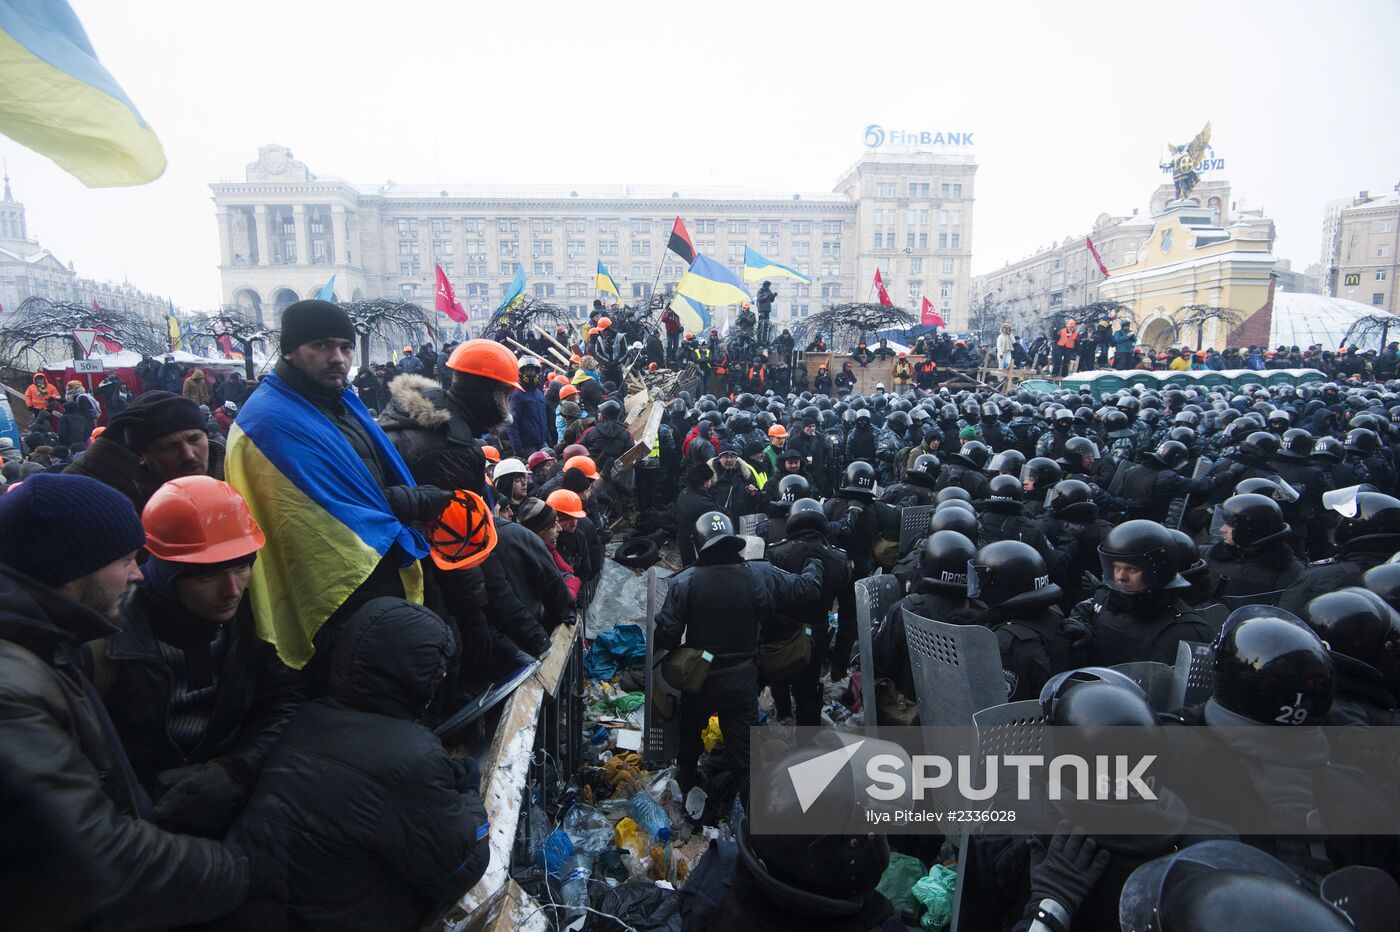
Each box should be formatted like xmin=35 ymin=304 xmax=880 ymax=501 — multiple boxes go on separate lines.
xmin=1203 ymin=493 xmax=1307 ymax=608
xmin=1279 ymin=489 xmax=1400 ymax=615
xmin=1035 ymin=408 xmax=1077 ymax=460
xmin=1272 ymin=427 xmax=1334 ymax=559
xmin=937 ymin=439 xmax=991 ymax=499
xmin=1305 ymin=586 xmax=1400 ymax=726
xmin=879 ymin=453 xmax=938 ymax=508
xmin=1114 ymin=440 xmax=1218 ymax=523
xmin=825 ymin=461 xmax=881 ymax=678
xmin=1018 ymin=456 xmax=1062 ymax=519
xmin=757 ymin=473 xmax=812 ymax=547
xmin=1039 ymin=478 xmax=1112 ymax=608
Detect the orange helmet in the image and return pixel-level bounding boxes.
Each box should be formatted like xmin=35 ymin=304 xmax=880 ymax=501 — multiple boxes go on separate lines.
xmin=90 ymin=425 xmax=106 ymax=439
xmin=403 ymin=345 xmax=413 ymax=354
xmin=445 ymin=339 xmax=523 ymax=391
xmin=563 ymin=455 xmax=598 ymax=479
xmin=741 ymin=302 xmax=751 ymax=310
xmin=481 ymin=445 xmax=500 ymax=464
xmin=647 ymin=362 xmax=658 ymax=372
xmin=546 ymin=489 xmax=587 ymax=518
xmin=598 ymin=316 xmax=612 ymax=330
xmin=428 ymin=489 xmax=498 ymax=571
xmin=1066 ymin=318 xmax=1076 ymax=327
xmin=767 ymin=424 xmax=788 ymax=439
xmin=588 ymin=327 xmax=600 ymax=337
xmin=141 ymin=475 xmax=266 ymax=564
xmin=684 ymin=332 xmax=694 ymax=339
xmin=559 ymin=384 xmax=579 ymax=400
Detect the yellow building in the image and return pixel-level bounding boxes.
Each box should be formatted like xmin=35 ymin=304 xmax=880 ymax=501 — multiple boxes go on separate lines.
xmin=1095 ymin=201 xmax=1277 ymax=350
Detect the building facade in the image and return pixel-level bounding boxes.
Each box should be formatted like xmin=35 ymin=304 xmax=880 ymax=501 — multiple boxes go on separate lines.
xmin=210 ymin=144 xmax=977 ymax=334
xmin=0 ymin=168 xmax=178 ymax=320
xmin=1324 ymin=185 xmax=1400 ymax=314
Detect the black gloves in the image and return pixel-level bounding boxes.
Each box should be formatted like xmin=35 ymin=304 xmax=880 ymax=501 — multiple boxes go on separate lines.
xmin=385 ymin=484 xmax=455 ymax=524
xmin=452 ymin=756 xmax=483 ymax=794
xmin=1029 ymin=828 xmax=1110 ymax=917
xmin=1080 ymin=570 xmax=1102 ymax=592
xmin=153 ymin=761 xmax=248 ymax=834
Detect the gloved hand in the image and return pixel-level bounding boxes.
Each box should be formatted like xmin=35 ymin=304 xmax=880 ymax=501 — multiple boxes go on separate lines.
xmin=385 ymin=484 xmax=455 ymax=524
xmin=452 ymin=756 xmax=483 ymax=794
xmin=153 ymin=761 xmax=247 ymax=833
xmin=1028 ymin=827 xmax=1110 ymax=917
xmin=1080 ymin=570 xmax=1102 ymax=591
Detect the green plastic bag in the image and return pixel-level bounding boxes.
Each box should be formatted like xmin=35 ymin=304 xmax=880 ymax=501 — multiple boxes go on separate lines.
xmin=592 ymin=691 xmax=646 ymax=716
xmin=875 ymin=852 xmax=925 ymax=916
xmin=912 ymin=863 xmax=957 ymax=929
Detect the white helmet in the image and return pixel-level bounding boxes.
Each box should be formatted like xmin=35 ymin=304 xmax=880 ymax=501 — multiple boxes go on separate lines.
xmin=517 ymin=356 xmax=541 ymax=372
xmin=494 ymin=457 xmax=528 ymax=480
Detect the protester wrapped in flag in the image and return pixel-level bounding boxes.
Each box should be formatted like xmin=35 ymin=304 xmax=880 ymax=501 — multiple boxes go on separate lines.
xmin=742 ymin=245 xmax=811 ymax=283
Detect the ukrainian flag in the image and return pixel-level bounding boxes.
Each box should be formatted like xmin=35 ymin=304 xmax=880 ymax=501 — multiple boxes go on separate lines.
xmin=496 ymin=265 xmax=526 ymax=314
xmin=225 ymin=370 xmax=428 ymax=668
xmin=0 ymin=0 xmax=166 ymax=187
xmin=676 ymin=254 xmax=751 ymax=308
xmin=743 ymin=245 xmax=812 ymax=284
xmin=670 ymin=292 xmax=709 ymax=332
xmin=596 ymin=260 xmax=620 ymax=299
xmin=166 ymin=300 xmax=181 ymax=351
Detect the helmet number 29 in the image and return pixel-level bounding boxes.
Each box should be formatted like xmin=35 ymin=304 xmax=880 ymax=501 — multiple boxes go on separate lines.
xmin=1275 ymin=692 xmax=1309 ymax=725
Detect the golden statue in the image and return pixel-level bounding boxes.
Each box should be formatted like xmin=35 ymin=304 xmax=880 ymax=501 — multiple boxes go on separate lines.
xmin=1161 ymin=121 xmax=1212 ymax=202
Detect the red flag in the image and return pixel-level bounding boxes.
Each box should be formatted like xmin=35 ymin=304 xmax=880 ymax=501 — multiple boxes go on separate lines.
xmin=667 ymin=217 xmax=697 ymax=265
xmin=920 ymin=297 xmax=946 ymax=328
xmin=93 ymin=324 xmax=122 ymax=353
xmin=873 ymin=268 xmax=893 ymax=307
xmin=217 ymin=334 xmax=243 ymax=359
xmin=434 ymin=265 xmax=468 ymax=323
xmin=1086 ymin=236 xmax=1110 ymax=278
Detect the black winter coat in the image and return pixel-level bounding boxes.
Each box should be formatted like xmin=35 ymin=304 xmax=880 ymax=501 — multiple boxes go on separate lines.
xmin=1277 ymin=535 xmax=1400 ymax=616
xmin=676 ymin=485 xmax=718 ymax=567
xmin=230 ymin=598 xmax=490 ymax=931
xmin=0 ymin=565 xmax=250 ymax=930
xmin=1072 ymin=587 xmax=1214 ymax=666
xmin=377 ymin=373 xmax=487 ymax=494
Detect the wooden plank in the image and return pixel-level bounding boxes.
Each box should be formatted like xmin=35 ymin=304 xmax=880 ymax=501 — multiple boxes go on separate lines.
xmin=532 ymin=620 xmax=578 ymax=700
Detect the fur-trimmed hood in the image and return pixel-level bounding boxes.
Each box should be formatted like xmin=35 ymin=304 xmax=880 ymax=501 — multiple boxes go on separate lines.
xmin=377 ymin=374 xmax=452 ymax=432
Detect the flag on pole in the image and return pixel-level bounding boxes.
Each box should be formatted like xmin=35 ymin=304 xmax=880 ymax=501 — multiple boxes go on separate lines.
xmin=0 ymin=0 xmax=166 ymax=187
xmin=217 ymin=335 xmax=244 ymax=359
xmin=669 ymin=292 xmax=709 ymax=332
xmin=1086 ymin=236 xmax=1110 ymax=278
xmin=434 ymin=265 xmax=468 ymax=322
xmin=742 ymin=246 xmax=812 ymax=284
xmin=920 ymin=297 xmax=946 ymax=328
xmin=676 ymin=254 xmax=752 ymax=308
xmin=595 ymin=260 xmax=621 ymax=299
xmin=873 ymin=268 xmax=893 ymax=307
xmin=667 ymin=217 xmax=697 ymax=265
xmin=166 ymin=300 xmax=181 ymax=351
xmin=495 ymin=265 xmax=527 ymax=315
xmin=317 ymin=275 xmax=337 ymax=302
xmin=94 ymin=324 xmax=122 ymax=353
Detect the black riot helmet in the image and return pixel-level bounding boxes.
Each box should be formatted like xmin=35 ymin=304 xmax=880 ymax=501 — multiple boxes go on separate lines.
xmin=1052 ymin=408 xmax=1074 ymax=430
xmin=885 ymin=410 xmax=910 ymax=434
xmin=777 ymin=473 xmax=812 ymax=504
xmin=1345 ymin=427 xmax=1381 ymax=455
xmin=961 ymin=399 xmax=981 ymax=420
xmin=841 ymin=460 xmax=877 ymax=499
xmin=980 ymin=402 xmax=1001 ymax=421
xmin=598 ymin=399 xmax=622 ymax=420
xmin=919 ymin=530 xmax=977 ymax=593
xmin=935 ymin=486 xmax=973 ymax=505
xmin=1239 ymin=431 xmax=1281 ymax=460
xmin=1061 ymin=436 xmax=1100 ymax=471
xmin=1098 ymin=520 xmax=1187 ymax=593
xmin=854 ymin=408 xmax=873 ymax=427
xmin=967 ymin=540 xmax=1059 ymax=608
xmin=949 ymin=440 xmax=990 ymax=470
xmin=729 ymin=411 xmax=753 ymax=434
xmin=1039 ymin=668 xmax=1156 ymax=726
xmin=1168 ymin=528 xmax=1208 ymax=583
xmin=1265 ymin=409 xmax=1292 ymax=433
xmin=784 ymin=498 xmax=829 ymax=539
xmin=1045 ymin=478 xmax=1096 ymax=521
xmin=1020 ymin=456 xmax=1062 ymax=491
xmin=1311 ymin=435 xmax=1344 ymax=465
xmin=694 ymin=511 xmax=744 ymax=556
xmin=929 ymin=505 xmax=979 ymax=540
xmin=1326 ymin=488 xmax=1400 ymax=545
xmin=1167 ymin=425 xmax=1197 ymax=448
xmin=1213 ymin=607 xmax=1334 ymax=725
xmin=1101 ymin=409 xmax=1133 ymax=438
xmin=736 ymin=392 xmax=755 ymax=410
xmin=905 ymin=453 xmax=940 ymax=486
xmin=1220 ymin=493 xmax=1288 ymax=549
xmin=1362 ymin=562 xmax=1400 ymax=614
xmin=987 ymin=449 xmax=1025 ymax=476
xmin=1305 ymin=587 xmax=1400 ymax=694
xmin=986 ymin=474 xmax=1023 ymax=502
xmin=1234 ymin=476 xmax=1300 ymax=504
xmin=1172 ymin=409 xmax=1200 ymax=428
xmin=1279 ymin=427 xmax=1315 ymax=460
xmin=1147 ymin=439 xmax=1190 ymax=471
xmin=937 ymin=498 xmax=976 ymax=515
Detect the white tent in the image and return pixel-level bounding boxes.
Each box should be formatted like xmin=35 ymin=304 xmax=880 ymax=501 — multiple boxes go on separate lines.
xmin=43 ymin=348 xmax=250 ymax=371
xmin=1267 ymin=293 xmax=1391 ymax=350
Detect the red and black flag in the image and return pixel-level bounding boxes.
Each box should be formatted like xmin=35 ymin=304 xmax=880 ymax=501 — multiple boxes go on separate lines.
xmin=667 ymin=216 xmax=697 ymax=265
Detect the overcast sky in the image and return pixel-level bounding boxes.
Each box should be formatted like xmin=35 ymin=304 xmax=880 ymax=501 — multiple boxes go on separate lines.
xmin=5 ymin=0 xmax=1398 ymax=309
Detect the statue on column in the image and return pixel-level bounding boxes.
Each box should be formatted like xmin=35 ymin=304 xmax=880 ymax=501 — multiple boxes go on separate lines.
xmin=1160 ymin=121 xmax=1212 ymax=202
xmin=755 ymin=280 xmax=775 ymax=345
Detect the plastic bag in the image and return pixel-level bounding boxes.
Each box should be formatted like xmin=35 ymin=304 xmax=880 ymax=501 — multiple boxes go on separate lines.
xmin=912 ymin=863 xmax=958 ymax=929
xmin=614 ymin=817 xmax=647 ymax=859
xmin=701 ymin=715 xmax=724 ymax=754
xmin=562 ymin=803 xmax=614 ymax=856
xmin=593 ymin=691 xmax=647 ymax=716
xmin=876 ymin=852 xmax=926 ymax=917
xmin=583 ymin=623 xmax=649 ymax=680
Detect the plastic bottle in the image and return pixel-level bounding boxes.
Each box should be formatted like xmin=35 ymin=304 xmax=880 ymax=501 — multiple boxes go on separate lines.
xmin=628 ymin=792 xmax=673 ymax=842
xmin=559 ymin=851 xmax=594 ymax=908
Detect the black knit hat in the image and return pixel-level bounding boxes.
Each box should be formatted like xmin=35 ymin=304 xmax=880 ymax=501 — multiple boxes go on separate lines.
xmin=0 ymin=473 xmax=146 ymax=588
xmin=517 ymin=498 xmax=558 ymax=533
xmin=280 ymin=299 xmax=355 ymax=354
xmin=106 ymin=391 xmax=206 ymax=452
xmin=687 ymin=461 xmax=714 ymax=488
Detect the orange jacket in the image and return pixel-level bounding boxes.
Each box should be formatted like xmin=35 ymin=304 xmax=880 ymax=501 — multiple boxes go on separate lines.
xmin=1057 ymin=326 xmax=1078 ymax=349
xmin=24 ymin=376 xmax=58 ymax=411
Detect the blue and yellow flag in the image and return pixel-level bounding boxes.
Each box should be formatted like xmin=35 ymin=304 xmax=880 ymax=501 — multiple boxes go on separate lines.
xmin=496 ymin=265 xmax=526 ymax=315
xmin=165 ymin=300 xmax=181 ymax=351
xmin=0 ymin=0 xmax=166 ymax=187
xmin=596 ymin=260 xmax=620 ymax=299
xmin=743 ymin=245 xmax=812 ymax=284
xmin=225 ymin=370 xmax=427 ymax=668
xmin=317 ymin=274 xmax=336 ymax=301
xmin=676 ymin=254 xmax=751 ymax=308
xmin=670 ymin=292 xmax=708 ymax=332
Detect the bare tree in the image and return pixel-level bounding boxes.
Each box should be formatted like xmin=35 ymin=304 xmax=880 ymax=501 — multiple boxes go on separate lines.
xmin=337 ymin=299 xmax=435 ymax=369
xmin=187 ymin=310 xmax=277 ymax=380
xmin=807 ymin=302 xmax=916 ymax=349
xmin=484 ymin=297 xmax=573 ymax=341
xmin=1340 ymin=314 xmax=1400 ymax=353
xmin=1170 ymin=304 xmax=1244 ymax=351
xmin=0 ymin=297 xmax=166 ymax=372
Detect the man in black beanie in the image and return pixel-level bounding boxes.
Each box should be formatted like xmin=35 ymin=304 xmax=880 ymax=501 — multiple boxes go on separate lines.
xmin=0 ymin=474 xmax=266 ymax=927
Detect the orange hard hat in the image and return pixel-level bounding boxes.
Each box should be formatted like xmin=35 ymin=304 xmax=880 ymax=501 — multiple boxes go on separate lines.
xmin=742 ymin=302 xmax=751 ymax=309
xmin=588 ymin=327 xmax=600 ymax=337
xmin=1066 ymin=318 xmax=1076 ymax=326
xmin=563 ymin=455 xmax=598 ymax=479
xmin=598 ymin=316 xmax=612 ymax=329
xmin=546 ymin=489 xmax=587 ymax=518
xmin=90 ymin=425 xmax=106 ymax=439
xmin=445 ymin=339 xmax=523 ymax=390
xmin=647 ymin=362 xmax=658 ymax=372
xmin=428 ymin=489 xmax=498 ymax=571
xmin=141 ymin=475 xmax=265 ymax=564
xmin=684 ymin=332 xmax=694 ymax=339
xmin=767 ymin=424 xmax=788 ymax=439
xmin=481 ymin=445 xmax=500 ymax=463
xmin=559 ymin=384 xmax=579 ymax=400
xmin=571 ymin=353 xmax=582 ymax=364
xmin=403 ymin=345 xmax=413 ymax=354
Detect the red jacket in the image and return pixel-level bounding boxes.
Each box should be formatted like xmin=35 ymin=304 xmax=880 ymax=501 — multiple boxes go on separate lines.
xmin=661 ymin=309 xmax=683 ymax=335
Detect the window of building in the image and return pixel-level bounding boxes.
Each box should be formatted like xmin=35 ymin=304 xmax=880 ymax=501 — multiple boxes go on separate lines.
xmin=822 ymin=240 xmax=841 ymax=257
xmin=439 ymin=262 xmax=453 ymax=276
xmin=397 ymin=219 xmax=412 ymax=235
xmin=1381 ymin=220 xmax=1394 ymax=233
xmin=954 ymin=184 xmax=962 ymax=198
xmin=282 ymin=239 xmax=296 ymax=262
xmin=410 ymin=259 xmax=421 ymax=275
xmin=820 ymin=262 xmax=839 ymax=276
xmin=908 ymin=182 xmax=930 ymax=198
xmin=498 ymin=218 xmax=519 ymax=233
xmin=630 ymin=219 xmax=651 ymax=234
xmin=464 ymin=219 xmax=484 ymax=233
xmin=500 ymin=261 xmax=519 ymax=276
xmin=631 ymin=263 xmax=651 ymax=277
xmin=312 ymin=240 xmax=328 ymax=262
xmin=910 ymin=257 xmax=923 ymax=273
xmin=535 ymin=283 xmax=555 ymax=298
xmin=663 ymin=262 xmax=685 ymax=277
xmin=940 ymin=281 xmax=953 ymax=299
xmin=1379 ymin=271 xmax=1390 ymax=281
xmin=633 ymin=283 xmax=652 ymax=298
xmin=728 ymin=220 xmax=748 ymax=234
xmin=792 ymin=304 xmax=809 ymax=317
xmin=431 ymin=218 xmax=448 ymax=234
xmin=941 ymin=257 xmax=955 ymax=274
xmin=599 ymin=239 xmax=618 ymax=256
xmin=599 ymin=218 xmax=619 ymax=233
xmin=940 ymin=183 xmax=950 ymax=198
xmin=1379 ymin=244 xmax=1392 ymax=258
xmin=536 ymin=240 xmax=553 ymax=256
xmin=1049 ymin=292 xmax=1063 ymax=307
xmin=433 ymin=240 xmax=453 ymax=255
xmin=821 ymin=283 xmax=841 ymax=298
xmin=499 ymin=239 xmax=518 ymax=256
xmin=938 ymin=233 xmax=948 ymax=249
xmin=791 ymin=221 xmax=811 ymax=234
xmin=907 ymin=281 xmax=921 ymax=301
xmin=876 ymin=181 xmax=896 ymax=197
xmin=399 ymin=241 xmax=411 ymax=256
xmin=632 ymin=239 xmax=651 ymax=256
xmin=697 ymin=239 xmax=716 ymax=254
xmin=567 ymin=261 xmax=587 ymax=276
xmin=792 ymin=241 xmax=810 ymax=257
xmin=467 ymin=260 xmax=488 ymax=276
xmin=793 ymin=284 xmax=811 ymax=297
xmin=822 ymin=220 xmax=842 ymax=235
xmin=569 ymin=304 xmax=588 ymax=319
xmin=759 ymin=220 xmax=780 ymax=235
xmin=529 ymin=218 xmax=552 ymax=234
xmin=467 ymin=283 xmax=489 ymax=298
xmin=466 ymin=239 xmax=485 ymax=254
xmin=534 ymin=260 xmax=553 ymax=275
xmin=1377 ymin=293 xmax=1388 ymax=305
xmin=918 ymin=233 xmax=928 ymax=249
xmin=310 ymin=216 xmax=325 ymax=235
xmin=951 ymin=233 xmax=961 ymax=249
xmin=694 ymin=219 xmax=716 ymax=233
xmin=399 ymin=261 xmax=410 ymax=275
xmin=401 ymin=284 xmax=416 ymax=300
xmin=565 ymin=219 xmax=587 ymax=233
xmin=567 ymin=282 xmax=585 ymax=298
xmin=566 ymin=239 xmax=586 ymax=256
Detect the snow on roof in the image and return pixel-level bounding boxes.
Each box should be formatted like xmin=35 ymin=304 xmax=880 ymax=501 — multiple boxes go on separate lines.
xmin=1269 ymin=292 xmax=1394 ymax=350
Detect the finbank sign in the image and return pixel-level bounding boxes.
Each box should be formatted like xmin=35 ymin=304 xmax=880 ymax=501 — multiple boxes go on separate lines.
xmin=864 ymin=124 xmax=974 ymax=149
